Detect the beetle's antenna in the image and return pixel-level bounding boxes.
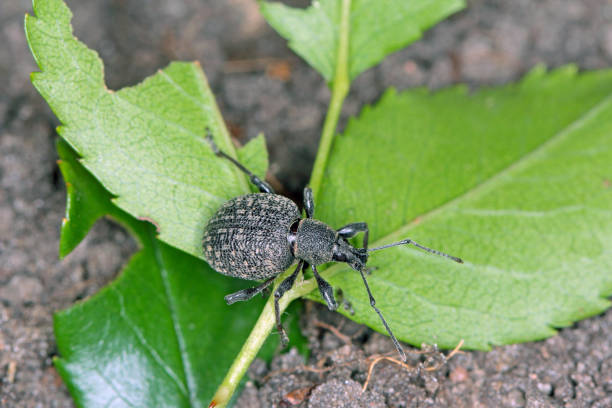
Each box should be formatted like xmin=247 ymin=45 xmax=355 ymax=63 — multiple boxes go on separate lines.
xmin=368 ymin=239 xmax=463 ymax=263
xmin=358 ymin=267 xmax=407 ymax=362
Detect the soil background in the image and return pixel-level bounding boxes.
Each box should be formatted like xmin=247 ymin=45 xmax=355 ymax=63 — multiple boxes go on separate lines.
xmin=1 ymin=0 xmax=612 ymax=407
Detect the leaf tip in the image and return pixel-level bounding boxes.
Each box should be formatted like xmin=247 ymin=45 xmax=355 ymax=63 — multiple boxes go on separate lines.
xmin=192 ymin=60 xmax=202 ymax=70
xmin=23 ymin=12 xmax=34 ymax=30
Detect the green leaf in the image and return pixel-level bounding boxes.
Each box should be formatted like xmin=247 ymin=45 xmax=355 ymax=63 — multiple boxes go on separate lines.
xmin=57 ymin=139 xmax=119 ymax=258
xmin=54 ymin=137 xmax=280 ymax=406
xmin=26 ymin=0 xmax=268 ymax=260
xmin=26 ymin=0 xmax=291 ymax=404
xmin=312 ymin=66 xmax=612 ymax=349
xmin=54 ymin=237 xmax=275 ymax=407
xmin=261 ymin=0 xmax=465 ymax=82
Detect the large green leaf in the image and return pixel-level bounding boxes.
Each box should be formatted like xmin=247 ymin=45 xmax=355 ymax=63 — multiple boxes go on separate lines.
xmin=26 ymin=0 xmax=260 ymax=260
xmin=311 ymin=66 xmax=612 ymax=349
xmin=261 ymin=0 xmax=465 ymax=82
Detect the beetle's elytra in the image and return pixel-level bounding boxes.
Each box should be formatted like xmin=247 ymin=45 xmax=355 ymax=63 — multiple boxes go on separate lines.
xmin=203 ymin=194 xmax=300 ymax=280
xmin=202 ymin=131 xmax=462 ymax=361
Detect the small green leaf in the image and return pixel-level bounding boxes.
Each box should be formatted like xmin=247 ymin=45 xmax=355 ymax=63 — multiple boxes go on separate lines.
xmin=57 ymin=139 xmax=118 ymax=257
xmin=55 ymin=137 xmax=279 ymax=406
xmin=261 ymin=0 xmax=465 ymax=82
xmin=26 ymin=0 xmax=268 ymax=260
xmin=55 ymin=235 xmax=275 ymax=407
xmin=312 ymin=66 xmax=612 ymax=349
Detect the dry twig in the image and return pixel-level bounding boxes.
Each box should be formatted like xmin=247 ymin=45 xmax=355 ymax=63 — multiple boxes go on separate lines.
xmin=361 ymin=339 xmax=465 ymax=393
xmin=313 ymin=319 xmax=352 ymax=345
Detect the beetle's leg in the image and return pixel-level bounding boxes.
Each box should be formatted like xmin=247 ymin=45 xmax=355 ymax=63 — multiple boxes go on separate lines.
xmin=303 ymin=187 xmax=314 ymax=218
xmin=311 ymin=265 xmax=338 ymax=311
xmin=205 ymin=129 xmax=274 ymax=193
xmin=337 ymin=222 xmax=369 ymax=249
xmin=224 ymin=276 xmax=276 ymax=305
xmin=358 ymin=266 xmax=407 ymax=362
xmin=274 ymin=260 xmax=303 ymax=346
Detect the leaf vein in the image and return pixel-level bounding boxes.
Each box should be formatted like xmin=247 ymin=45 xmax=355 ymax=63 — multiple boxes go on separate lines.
xmin=150 ymin=235 xmax=200 ymax=407
xmin=112 ymin=286 xmax=189 ymax=398
xmin=157 ymin=69 xmax=214 ymax=116
xmin=372 ymin=275 xmax=526 ymax=322
xmin=86 ymin=98 xmax=226 ymax=206
xmin=92 ymin=365 xmax=136 ymax=407
xmin=374 ymin=92 xmax=612 ymax=246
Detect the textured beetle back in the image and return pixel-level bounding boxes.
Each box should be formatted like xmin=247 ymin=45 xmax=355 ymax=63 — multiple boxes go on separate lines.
xmin=202 ymin=194 xmax=300 ymax=280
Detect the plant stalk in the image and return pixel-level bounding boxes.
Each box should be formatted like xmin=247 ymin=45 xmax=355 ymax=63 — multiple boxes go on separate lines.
xmin=308 ymin=0 xmax=351 ymax=198
xmin=211 ymin=1 xmax=353 ymax=405
xmin=209 ymin=275 xmax=317 ymax=408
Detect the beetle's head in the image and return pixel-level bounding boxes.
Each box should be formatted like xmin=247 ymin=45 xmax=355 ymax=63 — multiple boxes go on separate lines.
xmin=332 ymin=238 xmax=368 ymax=271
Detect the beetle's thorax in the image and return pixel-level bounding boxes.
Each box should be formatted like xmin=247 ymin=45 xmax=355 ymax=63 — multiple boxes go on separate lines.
xmin=294 ymin=219 xmax=337 ymax=265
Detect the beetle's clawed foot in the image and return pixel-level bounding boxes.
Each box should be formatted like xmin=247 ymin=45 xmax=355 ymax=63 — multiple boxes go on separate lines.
xmin=278 ymin=326 xmax=289 ymax=347
xmin=322 ymin=290 xmax=338 ymax=311
xmin=224 ymin=287 xmax=258 ymax=305
xmin=224 ymin=277 xmax=276 ymax=305
xmin=316 ymin=280 xmax=338 ymax=311
xmin=224 ymin=291 xmax=249 ymax=305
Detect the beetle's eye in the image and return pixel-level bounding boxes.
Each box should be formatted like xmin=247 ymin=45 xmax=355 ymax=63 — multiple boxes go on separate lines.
xmin=332 ymin=245 xmax=348 ymax=262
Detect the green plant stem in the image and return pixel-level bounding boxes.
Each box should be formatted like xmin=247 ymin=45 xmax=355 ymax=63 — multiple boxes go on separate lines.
xmin=211 ymin=1 xmax=354 ymax=405
xmin=209 ymin=273 xmax=317 ymax=408
xmin=308 ymin=0 xmax=351 ymax=198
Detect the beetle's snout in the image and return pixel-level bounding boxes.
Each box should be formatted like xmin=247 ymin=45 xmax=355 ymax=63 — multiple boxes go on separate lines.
xmin=356 ymin=247 xmax=368 ymax=264
xmin=348 ymin=247 xmax=368 ymax=271
xmin=333 ymin=241 xmax=369 ymax=271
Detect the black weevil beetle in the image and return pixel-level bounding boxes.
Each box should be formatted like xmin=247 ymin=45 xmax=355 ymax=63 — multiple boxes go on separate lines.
xmin=202 ymin=130 xmax=462 ymax=361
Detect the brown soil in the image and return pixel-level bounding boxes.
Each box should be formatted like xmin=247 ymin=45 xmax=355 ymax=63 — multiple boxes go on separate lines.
xmin=1 ymin=0 xmax=611 ymax=406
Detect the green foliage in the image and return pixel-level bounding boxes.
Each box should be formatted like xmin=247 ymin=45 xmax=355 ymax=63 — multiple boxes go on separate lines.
xmin=54 ymin=139 xmax=287 ymax=406
xmin=313 ymin=66 xmax=612 ymax=348
xmin=26 ymin=0 xmax=296 ymax=405
xmin=26 ymin=0 xmax=260 ymax=260
xmin=261 ymin=0 xmax=465 ymax=82
xmin=57 ymin=139 xmax=122 ymax=258
xmin=26 ymin=0 xmax=612 ymax=406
